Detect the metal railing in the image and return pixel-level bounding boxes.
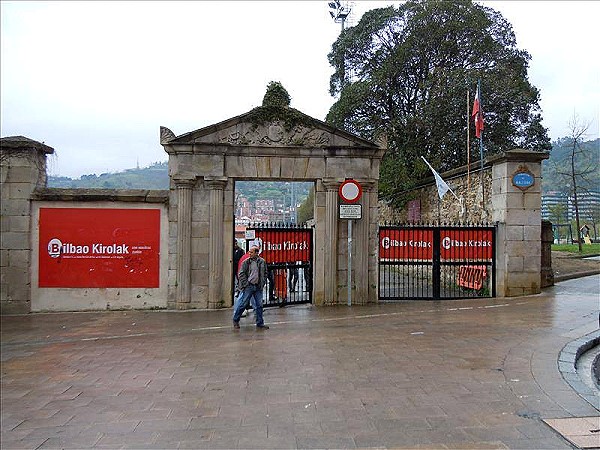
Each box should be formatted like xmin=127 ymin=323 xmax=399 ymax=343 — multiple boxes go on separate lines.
xmin=244 ymin=222 xmax=313 ymax=307
xmin=379 ymin=223 xmax=496 ymax=300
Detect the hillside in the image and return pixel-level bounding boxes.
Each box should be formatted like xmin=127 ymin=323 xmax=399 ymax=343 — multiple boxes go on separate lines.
xmin=541 ymin=137 xmax=599 ymax=194
xmin=49 ymin=162 xmax=169 ymax=190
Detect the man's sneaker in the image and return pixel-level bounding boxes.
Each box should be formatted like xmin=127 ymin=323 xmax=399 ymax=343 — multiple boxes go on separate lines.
xmin=241 ymin=310 xmax=248 ymax=318
xmin=233 ymin=321 xmax=240 ymax=329
xmin=256 ymin=324 xmax=269 ymax=330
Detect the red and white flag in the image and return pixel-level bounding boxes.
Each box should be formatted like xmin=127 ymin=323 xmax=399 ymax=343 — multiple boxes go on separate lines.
xmin=471 ymin=85 xmax=484 ymax=138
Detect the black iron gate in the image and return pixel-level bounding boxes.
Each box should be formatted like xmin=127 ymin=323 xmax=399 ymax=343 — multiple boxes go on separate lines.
xmin=244 ymin=223 xmax=313 ymax=307
xmin=379 ymin=223 xmax=496 ymax=300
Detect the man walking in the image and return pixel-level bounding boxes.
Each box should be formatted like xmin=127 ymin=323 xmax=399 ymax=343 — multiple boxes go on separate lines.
xmin=233 ymin=239 xmax=251 ymax=317
xmin=233 ymin=245 xmax=269 ymax=330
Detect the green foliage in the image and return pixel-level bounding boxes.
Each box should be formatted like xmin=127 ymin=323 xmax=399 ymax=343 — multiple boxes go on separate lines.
xmin=552 ymin=243 xmax=600 ymax=255
xmin=246 ymin=105 xmax=319 ymax=132
xmin=296 ymin=187 xmax=315 ymax=224
xmin=246 ymin=81 xmax=323 ymax=132
xmin=548 ymin=203 xmax=567 ymax=224
xmin=262 ymin=81 xmax=291 ymax=107
xmin=326 ymin=0 xmax=551 ymax=209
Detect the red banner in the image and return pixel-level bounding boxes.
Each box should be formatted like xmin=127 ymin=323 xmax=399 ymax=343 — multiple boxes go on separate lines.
xmin=39 ymin=208 xmax=160 ymax=288
xmin=249 ymin=230 xmax=311 ymax=263
xmin=440 ymin=229 xmax=493 ymax=261
xmin=379 ymin=229 xmax=433 ymax=261
xmin=379 ymin=228 xmax=493 ymax=262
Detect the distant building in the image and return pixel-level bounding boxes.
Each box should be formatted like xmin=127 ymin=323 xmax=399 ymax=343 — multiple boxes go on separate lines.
xmin=542 ymin=190 xmax=599 ymax=223
xmin=576 ymin=190 xmax=600 ymax=222
xmin=541 ymin=191 xmax=569 ymax=221
xmin=255 ymin=199 xmax=275 ymax=215
xmin=236 ymin=196 xmax=252 ymax=218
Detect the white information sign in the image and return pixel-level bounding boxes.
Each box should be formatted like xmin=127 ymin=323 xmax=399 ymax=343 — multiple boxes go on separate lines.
xmin=339 ymin=204 xmax=362 ymax=219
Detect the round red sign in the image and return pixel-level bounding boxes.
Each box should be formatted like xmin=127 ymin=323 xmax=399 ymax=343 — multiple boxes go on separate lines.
xmin=339 ymin=179 xmax=362 ymax=203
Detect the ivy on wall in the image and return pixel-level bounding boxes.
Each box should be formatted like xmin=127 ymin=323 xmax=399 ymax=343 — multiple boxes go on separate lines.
xmin=246 ymin=81 xmax=321 ymax=131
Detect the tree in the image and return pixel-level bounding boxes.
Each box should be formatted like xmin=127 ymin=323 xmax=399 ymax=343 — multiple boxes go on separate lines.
xmin=542 ymin=137 xmax=599 ymax=195
xmin=555 ymin=114 xmax=596 ymax=252
xmin=296 ymin=187 xmax=315 ymax=224
xmin=326 ymin=0 xmax=551 ymax=208
xmin=548 ymin=203 xmax=567 ymax=226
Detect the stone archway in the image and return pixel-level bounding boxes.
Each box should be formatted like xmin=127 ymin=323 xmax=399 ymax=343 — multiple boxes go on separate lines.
xmin=160 ymin=99 xmax=386 ymax=310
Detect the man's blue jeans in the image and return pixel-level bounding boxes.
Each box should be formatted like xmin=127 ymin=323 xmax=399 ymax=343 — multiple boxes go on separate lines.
xmin=233 ymin=284 xmax=265 ymax=326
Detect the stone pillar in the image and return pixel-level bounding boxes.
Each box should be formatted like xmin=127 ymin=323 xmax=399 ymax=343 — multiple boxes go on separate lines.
xmin=541 ymin=220 xmax=554 ymax=288
xmin=174 ymin=178 xmax=195 ymax=309
xmin=353 ymin=180 xmax=377 ymax=305
xmin=322 ymin=178 xmax=341 ymax=305
xmin=489 ymin=150 xmax=549 ymax=297
xmin=0 ymin=137 xmax=53 ymax=315
xmin=205 ymin=177 xmax=227 ymax=308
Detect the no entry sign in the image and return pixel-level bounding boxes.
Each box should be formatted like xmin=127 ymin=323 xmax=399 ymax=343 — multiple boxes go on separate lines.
xmin=339 ymin=179 xmax=362 ymax=203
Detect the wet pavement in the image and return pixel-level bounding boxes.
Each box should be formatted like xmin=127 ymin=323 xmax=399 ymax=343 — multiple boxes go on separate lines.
xmin=1 ymin=276 xmax=599 ymax=449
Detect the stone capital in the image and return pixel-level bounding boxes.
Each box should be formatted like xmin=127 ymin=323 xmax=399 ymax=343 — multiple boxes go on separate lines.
xmin=321 ymin=178 xmax=343 ymax=191
xmin=204 ymin=177 xmax=228 ymax=190
xmin=173 ymin=175 xmax=197 ymax=188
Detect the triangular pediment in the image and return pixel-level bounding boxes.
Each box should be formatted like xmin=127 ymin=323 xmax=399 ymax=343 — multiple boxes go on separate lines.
xmin=161 ymin=107 xmax=379 ymax=150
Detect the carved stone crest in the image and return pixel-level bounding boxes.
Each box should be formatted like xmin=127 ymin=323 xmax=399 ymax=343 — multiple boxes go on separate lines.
xmin=219 ymin=121 xmax=330 ymax=147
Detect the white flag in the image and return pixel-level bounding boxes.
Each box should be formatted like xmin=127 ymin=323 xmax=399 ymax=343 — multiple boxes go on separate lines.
xmin=421 ymin=156 xmax=453 ymax=200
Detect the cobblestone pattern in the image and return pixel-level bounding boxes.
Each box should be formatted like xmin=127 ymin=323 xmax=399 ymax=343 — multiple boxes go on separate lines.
xmin=1 ymin=275 xmax=598 ymax=449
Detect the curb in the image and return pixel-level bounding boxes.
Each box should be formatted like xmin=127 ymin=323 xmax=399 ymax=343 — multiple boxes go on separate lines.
xmin=558 ymin=329 xmax=600 ymax=411
xmin=553 ymin=270 xmax=600 ymax=283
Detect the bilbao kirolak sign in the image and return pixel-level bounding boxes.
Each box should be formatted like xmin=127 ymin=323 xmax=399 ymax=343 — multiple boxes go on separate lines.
xmin=379 ymin=228 xmax=493 ymax=261
xmin=439 ymin=230 xmax=493 ymax=261
xmin=251 ymin=230 xmax=311 ymax=263
xmin=39 ymin=208 xmax=160 ymax=288
xmin=379 ymin=228 xmax=434 ymax=260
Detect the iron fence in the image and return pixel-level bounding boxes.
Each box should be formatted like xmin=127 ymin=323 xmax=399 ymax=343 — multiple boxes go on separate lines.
xmin=379 ymin=223 xmax=496 ymax=300
xmin=244 ymin=222 xmax=313 ymax=307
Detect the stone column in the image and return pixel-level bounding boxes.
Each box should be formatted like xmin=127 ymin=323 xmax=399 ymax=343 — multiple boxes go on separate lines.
xmin=354 ymin=180 xmax=376 ymax=305
xmin=174 ymin=178 xmax=195 ymax=309
xmin=540 ymin=220 xmax=554 ymax=288
xmin=489 ymin=150 xmax=549 ymax=297
xmin=322 ymin=178 xmax=341 ymax=305
xmin=205 ymin=177 xmax=228 ymax=308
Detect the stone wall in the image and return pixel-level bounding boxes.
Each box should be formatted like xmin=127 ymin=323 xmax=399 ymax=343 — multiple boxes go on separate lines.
xmin=30 ymin=189 xmax=169 ymax=312
xmin=379 ymin=163 xmax=493 ymax=224
xmin=1 ymin=137 xmax=53 ymax=314
xmin=2 ymin=134 xmax=170 ymax=314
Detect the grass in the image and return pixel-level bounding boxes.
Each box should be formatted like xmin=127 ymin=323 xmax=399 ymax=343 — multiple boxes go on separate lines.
xmin=552 ymin=243 xmax=600 ymax=255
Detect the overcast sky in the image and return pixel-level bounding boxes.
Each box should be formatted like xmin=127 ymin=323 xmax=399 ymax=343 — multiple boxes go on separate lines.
xmin=1 ymin=1 xmax=598 ymax=178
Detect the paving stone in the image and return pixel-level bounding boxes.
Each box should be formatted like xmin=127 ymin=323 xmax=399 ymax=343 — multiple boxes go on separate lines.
xmin=1 ymin=276 xmax=599 ymax=449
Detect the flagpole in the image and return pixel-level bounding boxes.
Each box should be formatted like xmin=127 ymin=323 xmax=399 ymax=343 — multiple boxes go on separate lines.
xmin=466 ymin=89 xmax=470 ymax=193
xmin=478 ymin=79 xmax=484 ymax=214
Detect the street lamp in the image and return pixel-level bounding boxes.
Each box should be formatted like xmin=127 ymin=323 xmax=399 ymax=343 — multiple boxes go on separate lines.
xmin=328 ymin=0 xmax=351 ymax=31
